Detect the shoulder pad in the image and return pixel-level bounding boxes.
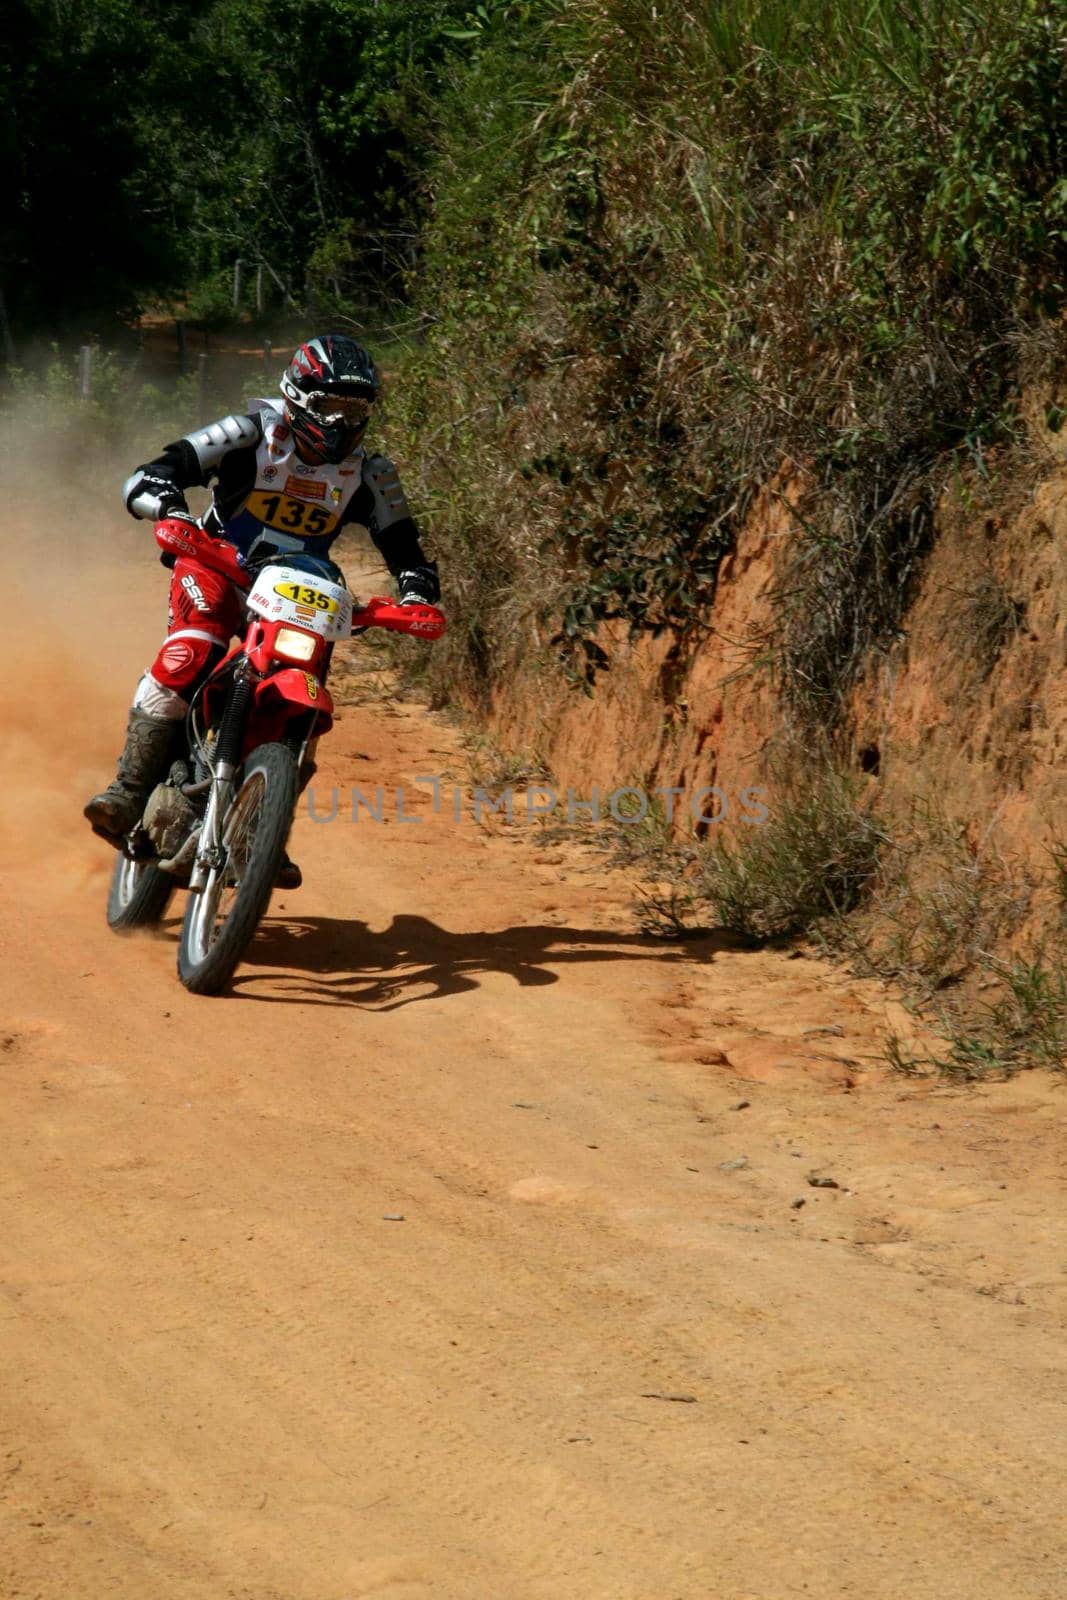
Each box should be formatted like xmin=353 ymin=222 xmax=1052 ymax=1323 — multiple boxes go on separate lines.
xmin=363 ymin=455 xmax=411 ymax=530
xmin=183 ymin=413 xmax=261 ymax=471
xmin=363 ymin=454 xmax=405 ymax=498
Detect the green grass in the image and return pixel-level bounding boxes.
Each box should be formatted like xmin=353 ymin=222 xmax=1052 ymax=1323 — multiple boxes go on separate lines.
xmin=690 ymin=765 xmax=885 ymax=940
xmin=385 ymin=0 xmax=1065 ymax=716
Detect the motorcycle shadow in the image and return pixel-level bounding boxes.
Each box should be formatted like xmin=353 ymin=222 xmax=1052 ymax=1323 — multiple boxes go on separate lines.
xmin=212 ymin=912 xmax=751 ymax=1010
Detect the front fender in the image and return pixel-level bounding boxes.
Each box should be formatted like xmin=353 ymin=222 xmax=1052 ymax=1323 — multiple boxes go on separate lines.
xmin=254 ymin=668 xmax=334 ymax=731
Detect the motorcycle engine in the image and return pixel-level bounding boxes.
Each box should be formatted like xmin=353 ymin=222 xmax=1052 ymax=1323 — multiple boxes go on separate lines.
xmin=143 ymin=782 xmax=198 ymax=861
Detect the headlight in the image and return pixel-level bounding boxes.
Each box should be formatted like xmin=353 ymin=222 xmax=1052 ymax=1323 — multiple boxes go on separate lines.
xmin=274 ymin=626 xmax=319 ymax=663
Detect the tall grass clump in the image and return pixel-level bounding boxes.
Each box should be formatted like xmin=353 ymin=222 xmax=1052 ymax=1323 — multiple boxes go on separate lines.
xmin=389 ymin=0 xmax=1065 ymax=714
xmin=690 ymin=764 xmax=886 ymax=940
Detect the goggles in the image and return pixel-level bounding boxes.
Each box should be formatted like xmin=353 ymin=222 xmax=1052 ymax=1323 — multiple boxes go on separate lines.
xmin=304 ymin=391 xmax=374 ymax=426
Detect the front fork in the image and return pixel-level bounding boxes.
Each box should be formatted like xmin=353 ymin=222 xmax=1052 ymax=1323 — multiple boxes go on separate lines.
xmin=188 ymin=666 xmax=255 ymax=893
xmin=188 ymin=765 xmax=235 ymax=892
xmin=187 ymin=657 xmax=323 ymax=892
xmin=293 ymin=643 xmax=329 ymax=788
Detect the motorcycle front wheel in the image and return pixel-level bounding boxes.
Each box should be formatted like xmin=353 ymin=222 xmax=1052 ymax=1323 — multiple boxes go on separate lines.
xmin=107 ymin=853 xmax=175 ymax=931
xmin=178 ymin=742 xmax=298 ymax=995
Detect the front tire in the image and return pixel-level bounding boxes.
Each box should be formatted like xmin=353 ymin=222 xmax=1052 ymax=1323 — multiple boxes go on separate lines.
xmin=107 ymin=854 xmax=174 ymax=930
xmin=177 ymin=742 xmax=298 ymax=995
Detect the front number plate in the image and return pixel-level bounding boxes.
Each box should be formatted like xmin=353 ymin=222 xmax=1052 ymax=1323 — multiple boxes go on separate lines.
xmin=247 ymin=564 xmax=353 ymax=640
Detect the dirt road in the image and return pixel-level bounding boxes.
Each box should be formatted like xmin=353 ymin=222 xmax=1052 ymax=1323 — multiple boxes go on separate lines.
xmin=2 ymin=537 xmax=1066 ymax=1599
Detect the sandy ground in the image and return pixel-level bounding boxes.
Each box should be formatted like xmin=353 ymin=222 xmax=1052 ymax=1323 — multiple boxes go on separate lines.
xmin=2 ymin=536 xmax=1066 ymax=1600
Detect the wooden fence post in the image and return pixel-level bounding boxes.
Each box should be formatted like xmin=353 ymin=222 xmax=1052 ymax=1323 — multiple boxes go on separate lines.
xmin=79 ymin=345 xmax=92 ymax=399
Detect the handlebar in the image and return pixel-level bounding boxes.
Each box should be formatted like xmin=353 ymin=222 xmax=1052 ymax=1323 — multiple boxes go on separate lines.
xmin=153 ymin=519 xmax=446 ymax=640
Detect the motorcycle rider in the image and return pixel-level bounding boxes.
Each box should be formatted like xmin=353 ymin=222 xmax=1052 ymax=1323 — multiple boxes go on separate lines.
xmin=84 ymin=334 xmax=440 ymax=887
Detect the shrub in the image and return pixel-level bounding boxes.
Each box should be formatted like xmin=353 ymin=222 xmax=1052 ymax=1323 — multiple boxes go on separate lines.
xmin=390 ymin=0 xmax=1066 ymax=719
xmin=690 ymin=765 xmax=885 ymax=940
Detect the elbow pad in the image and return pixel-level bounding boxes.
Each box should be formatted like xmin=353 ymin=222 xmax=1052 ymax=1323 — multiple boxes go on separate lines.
xmin=183 ymin=413 xmax=261 ymax=472
xmin=123 ymin=470 xmax=190 ymax=521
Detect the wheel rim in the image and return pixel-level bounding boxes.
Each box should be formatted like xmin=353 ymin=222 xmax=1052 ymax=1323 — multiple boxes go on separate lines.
xmin=114 ymin=855 xmax=145 ymax=910
xmin=184 ymin=772 xmax=267 ymax=965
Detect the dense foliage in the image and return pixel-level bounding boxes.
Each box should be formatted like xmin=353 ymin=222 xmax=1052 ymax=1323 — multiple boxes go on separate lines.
xmin=5 ymin=0 xmax=1066 ymax=716
xmin=4 ymin=0 xmax=474 ymax=330
xmin=387 ymin=0 xmax=1067 ymax=706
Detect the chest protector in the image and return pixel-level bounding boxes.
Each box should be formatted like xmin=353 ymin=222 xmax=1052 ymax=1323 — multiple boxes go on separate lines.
xmin=218 ymin=401 xmax=366 ymax=561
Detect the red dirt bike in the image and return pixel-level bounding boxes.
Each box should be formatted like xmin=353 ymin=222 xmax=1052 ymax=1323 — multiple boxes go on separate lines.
xmin=106 ymin=520 xmax=445 ymax=995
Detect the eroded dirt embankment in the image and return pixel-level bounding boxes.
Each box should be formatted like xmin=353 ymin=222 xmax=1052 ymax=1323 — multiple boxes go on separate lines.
xmin=489 ymin=440 xmax=1067 ymax=900
xmin=2 ymin=508 xmax=1067 ymax=1598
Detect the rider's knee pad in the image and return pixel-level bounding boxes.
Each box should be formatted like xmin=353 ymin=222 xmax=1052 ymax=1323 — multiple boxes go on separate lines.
xmin=148 ymin=628 xmax=227 ymax=697
xmin=133 ymin=671 xmax=189 ymax=721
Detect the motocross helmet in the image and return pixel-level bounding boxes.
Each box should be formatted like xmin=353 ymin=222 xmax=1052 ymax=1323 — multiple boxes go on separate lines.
xmin=279 ymin=335 xmax=381 ymax=464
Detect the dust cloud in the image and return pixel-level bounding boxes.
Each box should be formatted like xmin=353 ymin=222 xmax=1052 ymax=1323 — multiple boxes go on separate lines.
xmin=0 ymin=425 xmax=179 ymax=874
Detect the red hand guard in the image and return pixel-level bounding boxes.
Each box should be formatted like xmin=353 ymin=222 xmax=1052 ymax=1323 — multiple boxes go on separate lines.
xmin=154 ymin=520 xmax=249 ymax=589
xmin=351 ymin=597 xmax=447 ymax=639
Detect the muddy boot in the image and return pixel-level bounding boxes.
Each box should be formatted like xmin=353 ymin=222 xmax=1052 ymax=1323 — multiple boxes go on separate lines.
xmin=84 ymin=709 xmax=177 ymax=846
xmin=275 ymin=852 xmax=302 ymax=890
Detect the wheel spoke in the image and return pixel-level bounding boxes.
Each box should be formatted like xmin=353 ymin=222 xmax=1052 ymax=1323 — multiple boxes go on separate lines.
xmin=177 ymin=743 xmax=297 ymax=994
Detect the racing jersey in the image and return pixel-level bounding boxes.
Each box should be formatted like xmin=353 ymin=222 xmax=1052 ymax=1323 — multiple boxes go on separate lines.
xmin=123 ymin=399 xmax=438 ymax=596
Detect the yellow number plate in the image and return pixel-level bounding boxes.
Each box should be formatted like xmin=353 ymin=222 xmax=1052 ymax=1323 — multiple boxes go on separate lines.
xmin=274 ymin=581 xmax=339 ymax=615
xmin=245 ymin=488 xmax=339 ymax=539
